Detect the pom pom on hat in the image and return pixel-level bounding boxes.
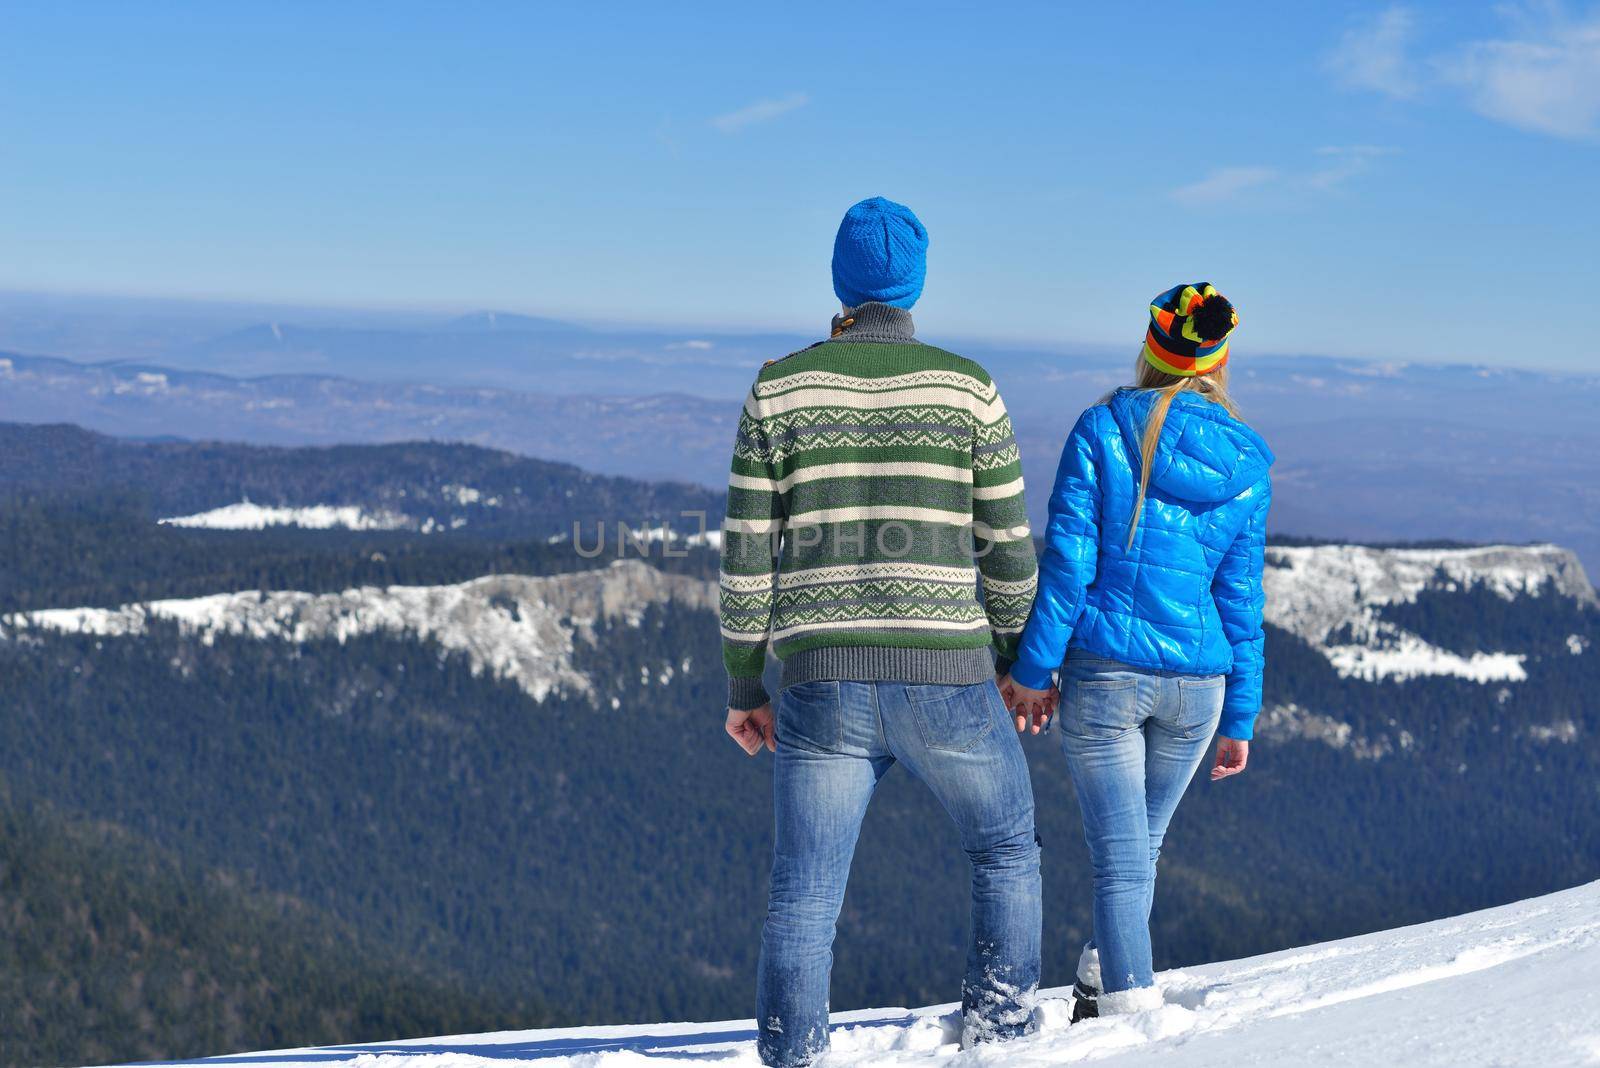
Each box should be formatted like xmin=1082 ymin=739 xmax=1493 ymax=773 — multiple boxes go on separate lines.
xmin=1142 ymin=282 xmax=1239 ymax=377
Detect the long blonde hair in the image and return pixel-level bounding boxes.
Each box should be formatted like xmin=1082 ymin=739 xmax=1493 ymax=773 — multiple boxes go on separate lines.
xmin=1121 ymin=358 xmax=1244 ymax=549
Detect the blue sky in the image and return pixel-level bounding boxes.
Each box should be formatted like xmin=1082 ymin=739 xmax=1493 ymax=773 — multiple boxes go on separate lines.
xmin=1 ymin=1 xmax=1597 ymax=367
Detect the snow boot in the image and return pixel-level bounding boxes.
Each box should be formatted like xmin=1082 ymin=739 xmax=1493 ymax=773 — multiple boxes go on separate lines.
xmin=1070 ymin=979 xmax=1099 ymax=1022
xmin=1071 ymin=943 xmax=1101 ymax=1022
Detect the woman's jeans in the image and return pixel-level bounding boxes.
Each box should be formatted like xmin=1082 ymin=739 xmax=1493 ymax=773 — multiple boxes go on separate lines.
xmin=1058 ymin=654 xmax=1223 ymax=998
xmin=757 ymin=679 xmax=1041 ymax=1067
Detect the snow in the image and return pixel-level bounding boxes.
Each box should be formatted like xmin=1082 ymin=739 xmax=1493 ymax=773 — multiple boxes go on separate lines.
xmin=133 ymin=878 xmax=1600 ymax=1067
xmin=1322 ymin=636 xmax=1528 ymax=685
xmin=580 ymin=522 xmax=721 ymax=549
xmin=442 ymin=484 xmax=503 ymax=507
xmin=1528 ymin=720 xmax=1579 ymax=744
xmin=159 ymin=501 xmax=411 ymax=531
xmin=1255 ymin=702 xmax=1406 ymax=760
xmin=1263 ymin=543 xmax=1595 ymax=685
xmin=108 ymin=371 xmax=170 ymax=395
xmin=0 ymin=562 xmax=714 ymax=702
xmin=4 ymin=543 xmax=1590 ymax=709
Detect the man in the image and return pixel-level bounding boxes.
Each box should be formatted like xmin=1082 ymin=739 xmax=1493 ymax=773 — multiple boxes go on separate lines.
xmin=719 ymin=196 xmax=1042 ymax=1067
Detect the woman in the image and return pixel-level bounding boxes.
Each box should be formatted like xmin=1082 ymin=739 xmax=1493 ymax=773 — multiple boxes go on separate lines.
xmin=1002 ymin=282 xmax=1272 ymax=1018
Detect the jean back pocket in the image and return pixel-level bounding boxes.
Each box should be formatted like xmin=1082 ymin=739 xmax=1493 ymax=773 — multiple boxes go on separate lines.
xmin=906 ymin=682 xmax=996 ymax=753
xmin=1176 ymin=675 xmax=1225 ymax=738
xmin=778 ymin=680 xmax=842 ymax=753
xmin=1065 ymin=675 xmax=1141 ymax=740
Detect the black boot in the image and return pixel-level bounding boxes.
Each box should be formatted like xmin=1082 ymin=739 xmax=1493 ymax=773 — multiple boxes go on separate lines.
xmin=1070 ymin=979 xmax=1099 ymax=1022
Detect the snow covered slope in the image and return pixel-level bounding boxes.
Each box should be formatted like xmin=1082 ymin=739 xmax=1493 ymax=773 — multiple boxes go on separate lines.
xmin=0 ymin=561 xmax=714 ymax=701
xmin=2 ymin=543 xmax=1590 ymax=705
xmin=1263 ymin=542 xmax=1595 ymax=683
xmin=132 ymin=878 xmax=1600 ymax=1067
xmin=159 ymin=500 xmax=413 ymax=531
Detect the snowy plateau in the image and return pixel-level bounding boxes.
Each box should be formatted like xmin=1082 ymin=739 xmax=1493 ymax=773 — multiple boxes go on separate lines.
xmin=159 ymin=501 xmax=414 ymax=531
xmin=131 ymin=878 xmax=1600 ymax=1067
xmin=1261 ymin=542 xmax=1594 ymax=683
xmin=0 ymin=562 xmax=715 ymax=702
xmin=1 ymin=543 xmax=1591 ymax=704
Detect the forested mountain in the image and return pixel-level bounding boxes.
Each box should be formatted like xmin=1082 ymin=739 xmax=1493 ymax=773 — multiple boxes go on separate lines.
xmin=0 ymin=422 xmax=722 ymax=541
xmin=0 ymin=783 xmax=544 ymax=1068
xmin=0 ymin=425 xmax=1596 ymax=1067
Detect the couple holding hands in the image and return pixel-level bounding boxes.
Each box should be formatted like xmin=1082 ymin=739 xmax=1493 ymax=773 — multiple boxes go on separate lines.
xmin=719 ymin=197 xmax=1270 ymax=1067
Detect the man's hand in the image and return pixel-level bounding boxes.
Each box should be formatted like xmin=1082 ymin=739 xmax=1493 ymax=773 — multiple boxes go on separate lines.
xmin=999 ymin=673 xmax=1056 ymax=735
xmin=1210 ymin=737 xmax=1249 ymax=780
xmin=725 ymin=704 xmax=775 ymax=756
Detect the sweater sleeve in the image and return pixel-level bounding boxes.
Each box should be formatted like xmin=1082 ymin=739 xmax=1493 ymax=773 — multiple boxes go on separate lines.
xmin=1010 ymin=407 xmax=1102 ymax=691
xmin=1211 ymin=476 xmax=1271 ymax=740
xmin=719 ymin=387 xmax=784 ymax=711
xmin=970 ymin=387 xmax=1037 ymax=671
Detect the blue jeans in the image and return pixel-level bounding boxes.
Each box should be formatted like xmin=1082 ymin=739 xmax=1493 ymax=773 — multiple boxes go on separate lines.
xmin=756 ymin=679 xmax=1041 ymax=1067
xmin=1058 ymin=654 xmax=1223 ymax=1000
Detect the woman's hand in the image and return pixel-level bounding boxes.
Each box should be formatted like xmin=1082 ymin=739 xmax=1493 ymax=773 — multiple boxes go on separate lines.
xmin=999 ymin=674 xmax=1056 ymax=734
xmin=1210 ymin=737 xmax=1249 ymax=780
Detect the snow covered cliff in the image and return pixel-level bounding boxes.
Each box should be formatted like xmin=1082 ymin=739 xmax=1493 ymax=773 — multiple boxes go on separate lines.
xmin=0 ymin=561 xmax=715 ymax=701
xmin=2 ymin=543 xmax=1591 ymax=704
xmin=130 ymin=877 xmax=1600 ymax=1067
xmin=1262 ymin=542 xmax=1595 ymax=683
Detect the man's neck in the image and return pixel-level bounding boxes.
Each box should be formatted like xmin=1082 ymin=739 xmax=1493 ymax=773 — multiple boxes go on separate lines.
xmin=830 ymin=301 xmax=916 ymax=343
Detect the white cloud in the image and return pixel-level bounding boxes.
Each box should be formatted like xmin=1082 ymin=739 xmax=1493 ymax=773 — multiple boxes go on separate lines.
xmin=1170 ymin=148 xmax=1396 ymax=204
xmin=1330 ymin=4 xmax=1600 ymax=140
xmin=666 ymin=339 xmax=714 ymax=350
xmin=1439 ymin=14 xmax=1600 ymax=139
xmin=1170 ymin=166 xmax=1281 ymax=205
xmin=1326 ymin=7 xmax=1420 ymax=99
xmin=709 ymin=92 xmax=810 ymax=134
xmin=1306 ymin=145 xmax=1398 ymax=190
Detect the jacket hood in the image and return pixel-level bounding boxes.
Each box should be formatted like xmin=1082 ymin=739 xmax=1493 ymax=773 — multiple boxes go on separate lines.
xmin=1107 ymin=388 xmax=1274 ymax=503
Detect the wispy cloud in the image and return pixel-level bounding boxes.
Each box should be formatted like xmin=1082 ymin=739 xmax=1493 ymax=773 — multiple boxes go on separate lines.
xmin=1329 ymin=3 xmax=1600 ymax=140
xmin=1438 ymin=11 xmax=1600 ymax=139
xmin=709 ymin=92 xmax=810 ymax=134
xmin=1306 ymin=145 xmax=1398 ymax=190
xmin=1170 ymin=166 xmax=1281 ymax=205
xmin=1170 ymin=148 xmax=1396 ymax=204
xmin=1326 ymin=6 xmax=1421 ymax=99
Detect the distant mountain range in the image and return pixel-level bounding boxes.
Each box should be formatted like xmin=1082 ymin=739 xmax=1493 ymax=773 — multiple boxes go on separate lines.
xmin=0 ymin=422 xmax=723 ymax=542
xmin=3 ymin=341 xmax=1598 ymax=574
xmin=0 ymin=290 xmax=796 ymax=396
xmin=0 ymin=355 xmax=734 ymax=486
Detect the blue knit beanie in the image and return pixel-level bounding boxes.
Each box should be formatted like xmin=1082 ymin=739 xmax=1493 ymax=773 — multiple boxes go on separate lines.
xmin=831 ymin=197 xmax=928 ymax=309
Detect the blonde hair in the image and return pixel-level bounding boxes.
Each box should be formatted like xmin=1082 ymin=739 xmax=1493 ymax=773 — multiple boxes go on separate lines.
xmin=1120 ymin=357 xmax=1244 ymax=549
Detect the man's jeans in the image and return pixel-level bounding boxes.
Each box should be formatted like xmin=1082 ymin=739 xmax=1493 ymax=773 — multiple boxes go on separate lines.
xmin=1058 ymin=654 xmax=1223 ymax=1004
xmin=756 ymin=679 xmax=1041 ymax=1067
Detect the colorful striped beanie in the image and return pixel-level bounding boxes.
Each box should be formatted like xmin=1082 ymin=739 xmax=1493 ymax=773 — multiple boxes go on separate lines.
xmin=1141 ymin=282 xmax=1239 ymax=377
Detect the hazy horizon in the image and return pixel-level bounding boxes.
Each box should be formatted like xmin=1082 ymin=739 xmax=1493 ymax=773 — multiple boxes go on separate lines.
xmin=3 ymin=286 xmax=1597 ymax=380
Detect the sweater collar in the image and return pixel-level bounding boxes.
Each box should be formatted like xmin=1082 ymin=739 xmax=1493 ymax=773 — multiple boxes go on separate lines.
xmin=829 ymin=302 xmax=916 ymax=343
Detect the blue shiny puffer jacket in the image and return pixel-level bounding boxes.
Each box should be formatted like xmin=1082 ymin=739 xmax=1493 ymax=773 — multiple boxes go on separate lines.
xmin=1010 ymin=387 xmax=1274 ymax=739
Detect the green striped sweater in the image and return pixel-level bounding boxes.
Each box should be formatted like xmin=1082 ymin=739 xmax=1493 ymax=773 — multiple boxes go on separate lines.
xmin=720 ymin=304 xmax=1037 ymax=710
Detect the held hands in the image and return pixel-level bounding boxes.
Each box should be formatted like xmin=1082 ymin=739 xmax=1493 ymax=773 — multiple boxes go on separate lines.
xmin=998 ymin=673 xmax=1058 ymax=735
xmin=1211 ymin=737 xmax=1249 ymax=780
xmin=725 ymin=704 xmax=775 ymax=756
